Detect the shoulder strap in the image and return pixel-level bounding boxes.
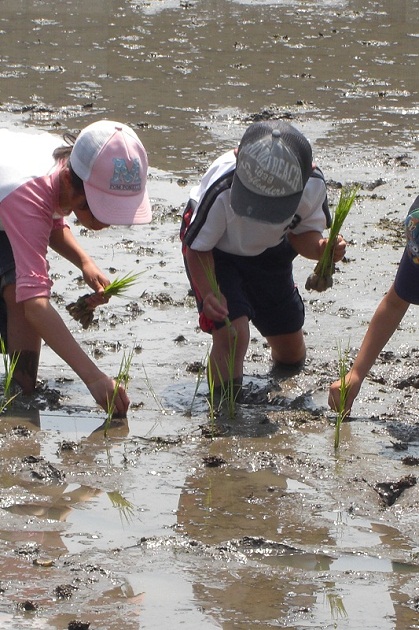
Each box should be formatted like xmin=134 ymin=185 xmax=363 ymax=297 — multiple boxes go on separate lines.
xmin=181 ymin=170 xmax=234 ymax=248
xmin=181 ymin=165 xmax=331 ymax=246
xmin=310 ymin=166 xmax=331 ymax=228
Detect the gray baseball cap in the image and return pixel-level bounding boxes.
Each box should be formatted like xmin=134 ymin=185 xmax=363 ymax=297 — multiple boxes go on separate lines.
xmin=230 ymin=120 xmax=313 ymax=223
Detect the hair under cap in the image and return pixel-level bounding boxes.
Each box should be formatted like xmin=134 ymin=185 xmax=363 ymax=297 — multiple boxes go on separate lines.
xmin=230 ymin=120 xmax=313 ymax=223
xmin=70 ymin=120 xmax=152 ymax=225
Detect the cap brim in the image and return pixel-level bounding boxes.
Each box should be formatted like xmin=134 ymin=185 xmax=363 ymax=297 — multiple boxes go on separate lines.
xmin=230 ymin=172 xmax=303 ymax=224
xmin=84 ymin=183 xmax=152 ymax=225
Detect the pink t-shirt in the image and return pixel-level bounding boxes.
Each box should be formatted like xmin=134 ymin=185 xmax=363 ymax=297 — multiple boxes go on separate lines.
xmin=0 ymin=129 xmax=69 ymax=302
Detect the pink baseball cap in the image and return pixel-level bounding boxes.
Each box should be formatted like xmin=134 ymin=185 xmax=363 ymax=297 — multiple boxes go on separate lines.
xmin=70 ymin=120 xmax=152 ymax=225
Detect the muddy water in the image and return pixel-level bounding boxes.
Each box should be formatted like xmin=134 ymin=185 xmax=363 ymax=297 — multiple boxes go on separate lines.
xmin=0 ymin=1 xmax=419 ymax=628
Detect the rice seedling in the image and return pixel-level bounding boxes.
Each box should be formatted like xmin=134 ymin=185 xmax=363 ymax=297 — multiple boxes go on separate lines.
xmin=142 ymin=364 xmax=166 ymax=414
xmin=185 ymin=357 xmax=207 ymax=418
xmin=0 ymin=337 xmax=20 ymax=412
xmin=334 ymin=342 xmax=351 ymax=450
xmin=66 ymin=271 xmax=142 ymax=329
xmin=103 ymin=347 xmax=135 ymax=437
xmin=305 ymin=184 xmax=359 ymax=292
xmin=206 ymin=355 xmax=217 ymax=432
xmin=198 ymin=255 xmax=238 ymax=419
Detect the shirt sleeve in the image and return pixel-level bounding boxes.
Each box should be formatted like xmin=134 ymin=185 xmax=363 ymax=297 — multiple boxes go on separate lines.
xmin=187 ymin=151 xmax=235 ymax=251
xmin=188 ymin=195 xmax=229 ymax=251
xmin=289 ymin=176 xmax=328 ymax=235
xmin=0 ymin=177 xmax=57 ymax=302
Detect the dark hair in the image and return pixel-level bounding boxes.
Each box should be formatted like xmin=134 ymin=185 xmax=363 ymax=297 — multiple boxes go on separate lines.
xmin=52 ymin=132 xmax=85 ymax=194
xmin=68 ymin=161 xmax=85 ymax=194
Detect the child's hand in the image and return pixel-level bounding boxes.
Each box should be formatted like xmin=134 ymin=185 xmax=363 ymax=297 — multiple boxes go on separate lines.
xmin=86 ymin=373 xmax=130 ymax=417
xmin=81 ymin=260 xmax=110 ymax=294
xmin=202 ymin=291 xmax=229 ymax=322
xmin=317 ymin=234 xmax=346 ymax=263
xmin=328 ymin=371 xmax=359 ymax=417
xmin=80 ymin=261 xmax=111 ymax=309
xmin=331 ymin=234 xmax=346 ymax=262
xmin=318 ymin=234 xmax=346 ymax=263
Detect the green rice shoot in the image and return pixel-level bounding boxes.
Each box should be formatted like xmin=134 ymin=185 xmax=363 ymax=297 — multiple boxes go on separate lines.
xmin=334 ymin=341 xmax=351 ymax=449
xmin=315 ymin=184 xmax=359 ymax=279
xmin=0 ymin=337 xmax=20 ymax=412
xmin=207 ymin=356 xmax=217 ymax=432
xmin=103 ymin=272 xmax=143 ymax=298
xmin=103 ymin=348 xmax=135 ymax=436
xmin=186 ymin=357 xmax=207 ymax=418
xmin=198 ymin=256 xmax=232 ymax=328
xmin=142 ymin=364 xmax=166 ymax=414
xmin=198 ymin=255 xmax=238 ymax=418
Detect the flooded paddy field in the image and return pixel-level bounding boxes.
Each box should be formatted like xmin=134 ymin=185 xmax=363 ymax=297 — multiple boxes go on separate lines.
xmin=0 ymin=1 xmax=418 ymax=628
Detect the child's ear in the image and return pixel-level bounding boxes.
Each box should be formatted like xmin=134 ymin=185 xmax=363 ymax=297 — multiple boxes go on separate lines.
xmin=233 ymin=147 xmax=239 ymax=157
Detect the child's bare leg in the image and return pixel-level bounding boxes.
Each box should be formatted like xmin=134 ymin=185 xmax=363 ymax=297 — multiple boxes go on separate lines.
xmin=209 ymin=315 xmax=250 ymax=388
xmin=3 ymin=284 xmax=41 ymax=394
xmin=266 ymin=329 xmax=306 ymax=371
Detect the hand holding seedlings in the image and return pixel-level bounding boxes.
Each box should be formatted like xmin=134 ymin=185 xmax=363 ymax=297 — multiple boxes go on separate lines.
xmin=66 ymin=272 xmax=141 ymax=329
xmin=305 ymin=233 xmax=347 ymax=292
xmin=86 ymin=371 xmax=130 ymax=419
xmin=305 ymin=185 xmax=359 ymax=292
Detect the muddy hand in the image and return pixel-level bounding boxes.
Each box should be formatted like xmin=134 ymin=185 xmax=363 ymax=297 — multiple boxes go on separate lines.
xmin=203 ymin=292 xmax=229 ymax=322
xmin=328 ymin=373 xmax=358 ymax=417
xmin=86 ymin=373 xmax=130 ymax=417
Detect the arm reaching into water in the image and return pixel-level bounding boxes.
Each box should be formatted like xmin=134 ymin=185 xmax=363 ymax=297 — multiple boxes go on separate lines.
xmin=23 ymin=296 xmax=130 ymax=416
xmin=328 ymin=284 xmax=410 ymax=415
xmin=184 ymin=247 xmax=229 ymax=322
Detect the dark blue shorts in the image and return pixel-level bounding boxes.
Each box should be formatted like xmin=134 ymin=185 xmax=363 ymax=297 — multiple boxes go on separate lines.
xmin=394 ymin=197 xmax=419 ymax=305
xmin=0 ymin=230 xmax=16 ymax=341
xmin=191 ymin=239 xmax=305 ymax=337
xmin=0 ymin=231 xmax=15 ymax=281
xmin=394 ymin=248 xmax=419 ymax=305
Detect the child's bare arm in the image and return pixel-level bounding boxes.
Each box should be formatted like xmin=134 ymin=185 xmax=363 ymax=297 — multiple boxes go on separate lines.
xmin=184 ymin=247 xmax=228 ymax=322
xmin=49 ymin=227 xmax=109 ymax=293
xmin=288 ymin=231 xmax=346 ymax=262
xmin=23 ymin=296 xmax=129 ymax=415
xmin=328 ymin=284 xmax=409 ymax=414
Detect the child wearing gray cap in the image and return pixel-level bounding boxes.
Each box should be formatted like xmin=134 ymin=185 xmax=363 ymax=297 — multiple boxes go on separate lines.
xmin=181 ymin=120 xmax=346 ymax=398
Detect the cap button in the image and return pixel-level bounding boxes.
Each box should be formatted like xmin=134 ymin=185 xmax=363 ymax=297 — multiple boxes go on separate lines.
xmin=272 ymin=129 xmax=281 ymax=139
xmin=115 ymin=125 xmax=123 ymax=131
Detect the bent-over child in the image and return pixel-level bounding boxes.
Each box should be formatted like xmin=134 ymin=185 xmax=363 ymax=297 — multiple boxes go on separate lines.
xmin=181 ymin=120 xmax=346 ymax=398
xmin=0 ymin=120 xmax=151 ymax=415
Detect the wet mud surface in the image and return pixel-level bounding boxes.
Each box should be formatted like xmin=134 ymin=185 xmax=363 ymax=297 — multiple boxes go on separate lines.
xmin=1 ymin=1 xmax=419 ymax=628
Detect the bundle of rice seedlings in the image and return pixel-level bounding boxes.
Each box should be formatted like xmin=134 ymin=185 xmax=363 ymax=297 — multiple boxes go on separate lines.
xmin=305 ymin=185 xmax=359 ymax=292
xmin=334 ymin=342 xmax=351 ymax=450
xmin=103 ymin=347 xmax=135 ymax=437
xmin=66 ymin=272 xmax=141 ymax=329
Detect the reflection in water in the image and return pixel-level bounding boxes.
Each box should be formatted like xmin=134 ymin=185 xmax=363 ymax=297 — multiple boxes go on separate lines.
xmin=176 ymin=431 xmax=419 ymax=629
xmin=0 ymin=409 xmax=144 ymax=628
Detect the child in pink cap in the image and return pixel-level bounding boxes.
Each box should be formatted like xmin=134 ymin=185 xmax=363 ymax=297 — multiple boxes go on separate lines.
xmin=0 ymin=120 xmax=151 ymax=415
